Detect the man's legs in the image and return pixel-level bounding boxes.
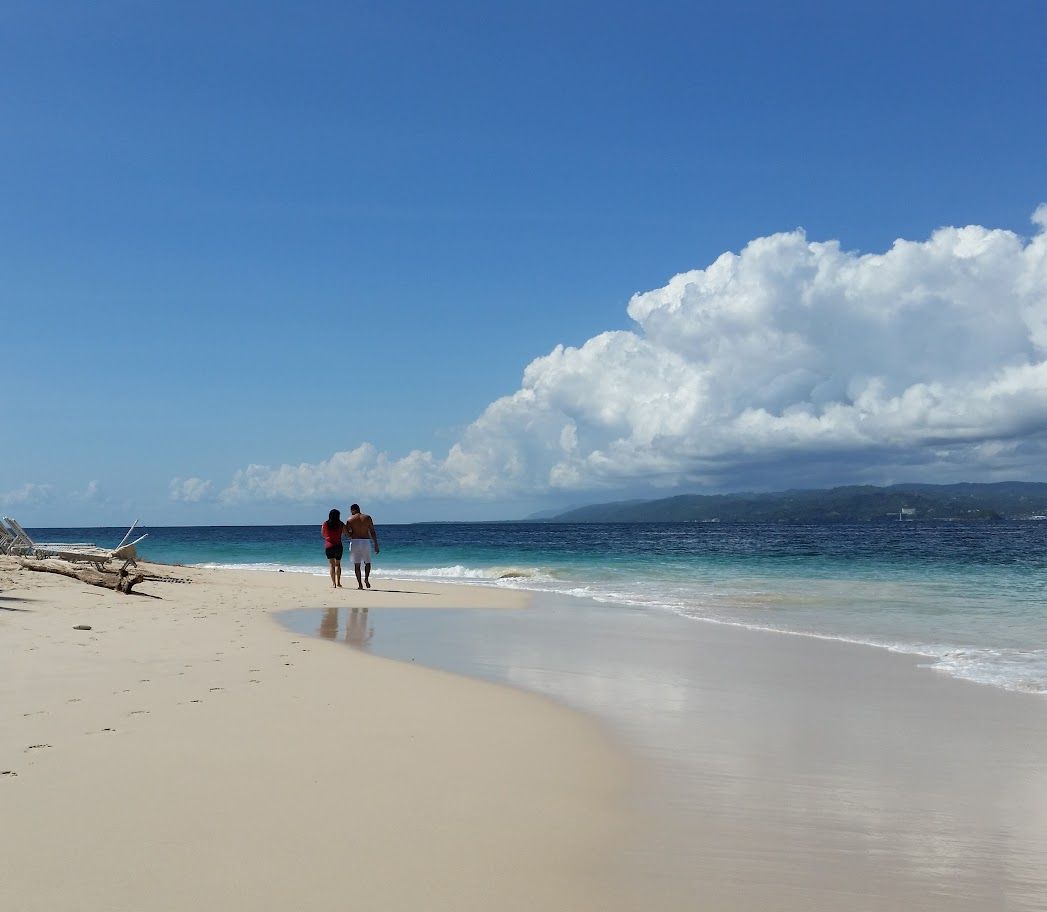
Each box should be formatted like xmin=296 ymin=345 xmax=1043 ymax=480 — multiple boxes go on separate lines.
xmin=364 ymin=562 xmax=371 ymax=588
xmin=353 ymin=562 xmax=363 ymax=589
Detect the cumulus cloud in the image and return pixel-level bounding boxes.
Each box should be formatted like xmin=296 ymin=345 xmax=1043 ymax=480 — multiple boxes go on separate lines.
xmin=1 ymin=482 xmax=57 ymax=507
xmin=169 ymin=477 xmax=214 ymax=503
xmin=74 ymin=480 xmax=105 ymax=503
xmin=221 ymin=207 xmax=1047 ymax=503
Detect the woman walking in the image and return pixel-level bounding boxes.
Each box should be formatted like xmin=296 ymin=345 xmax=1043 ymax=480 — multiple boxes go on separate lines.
xmin=321 ymin=508 xmax=346 ymax=588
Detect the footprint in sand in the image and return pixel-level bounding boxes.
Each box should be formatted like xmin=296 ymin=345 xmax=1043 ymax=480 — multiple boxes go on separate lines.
xmin=128 ymin=710 xmax=149 ymax=716
xmin=2 ymin=770 xmax=17 ymax=776
xmin=249 ymin=679 xmax=261 ymax=684
xmin=22 ymin=710 xmax=47 ymax=717
xmin=25 ymin=744 xmax=51 ymax=751
xmin=209 ymin=687 xmax=224 ymax=692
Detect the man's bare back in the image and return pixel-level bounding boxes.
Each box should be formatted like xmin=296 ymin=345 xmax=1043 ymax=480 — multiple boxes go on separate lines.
xmin=345 ymin=511 xmax=376 ymax=541
xmin=346 ymin=504 xmax=379 ymax=589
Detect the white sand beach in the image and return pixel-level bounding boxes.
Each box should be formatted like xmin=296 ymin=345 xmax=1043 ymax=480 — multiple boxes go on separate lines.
xmin=0 ymin=560 xmax=631 ymax=911
xmin=5 ymin=557 xmax=1047 ymax=912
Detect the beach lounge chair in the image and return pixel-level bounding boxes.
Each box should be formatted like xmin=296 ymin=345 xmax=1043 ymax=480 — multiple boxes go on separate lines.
xmin=0 ymin=520 xmax=17 ymax=554
xmin=50 ymin=546 xmax=123 ymax=571
xmin=1 ymin=517 xmax=42 ymax=556
xmin=105 ymin=521 xmax=148 ymax=571
xmin=3 ymin=517 xmax=147 ymax=570
xmin=49 ymin=521 xmax=148 ymax=572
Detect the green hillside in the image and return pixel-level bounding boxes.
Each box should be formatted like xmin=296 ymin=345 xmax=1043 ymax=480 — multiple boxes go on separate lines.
xmin=544 ymin=482 xmax=1047 ymax=522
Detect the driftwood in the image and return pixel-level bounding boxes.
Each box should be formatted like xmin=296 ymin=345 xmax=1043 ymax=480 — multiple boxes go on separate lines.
xmin=19 ymin=558 xmax=145 ymax=594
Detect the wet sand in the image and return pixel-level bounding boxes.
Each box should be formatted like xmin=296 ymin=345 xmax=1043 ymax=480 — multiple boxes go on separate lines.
xmin=285 ymin=594 xmax=1047 ymax=912
xmin=0 ymin=560 xmax=630 ymax=912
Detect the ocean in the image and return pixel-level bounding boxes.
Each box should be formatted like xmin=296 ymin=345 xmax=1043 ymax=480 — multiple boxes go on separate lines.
xmin=32 ymin=521 xmax=1047 ymax=696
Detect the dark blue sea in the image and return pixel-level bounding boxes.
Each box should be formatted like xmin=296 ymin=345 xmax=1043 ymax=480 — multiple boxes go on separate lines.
xmin=31 ymin=521 xmax=1047 ymax=695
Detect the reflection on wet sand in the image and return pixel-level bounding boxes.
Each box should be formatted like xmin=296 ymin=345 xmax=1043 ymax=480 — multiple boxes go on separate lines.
xmin=347 ymin=607 xmax=373 ymax=648
xmin=320 ymin=606 xmax=339 ymax=640
xmin=317 ymin=606 xmax=374 ymax=649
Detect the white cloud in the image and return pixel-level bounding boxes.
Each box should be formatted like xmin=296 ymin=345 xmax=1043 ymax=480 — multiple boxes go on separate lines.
xmin=1 ymin=482 xmax=57 ymax=507
xmin=75 ymin=480 xmax=105 ymax=503
xmin=221 ymin=207 xmax=1047 ymax=504
xmin=169 ymin=477 xmax=214 ymax=503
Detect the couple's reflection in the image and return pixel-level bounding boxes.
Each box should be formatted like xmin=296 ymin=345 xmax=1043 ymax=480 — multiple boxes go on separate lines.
xmin=319 ymin=606 xmax=374 ymax=648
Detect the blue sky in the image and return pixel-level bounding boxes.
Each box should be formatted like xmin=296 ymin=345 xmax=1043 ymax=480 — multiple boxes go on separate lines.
xmin=2 ymin=1 xmax=1046 ymax=525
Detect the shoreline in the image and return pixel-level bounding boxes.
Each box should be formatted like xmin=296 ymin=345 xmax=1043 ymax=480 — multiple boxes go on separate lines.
xmin=184 ymin=559 xmax=1047 ymax=699
xmin=27 ymin=517 xmax=1047 ymax=699
xmin=283 ymin=589 xmax=1047 ymax=911
xmin=0 ymin=559 xmax=634 ymax=911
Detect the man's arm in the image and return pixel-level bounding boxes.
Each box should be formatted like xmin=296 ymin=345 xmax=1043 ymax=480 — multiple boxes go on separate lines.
xmin=368 ymin=516 xmax=380 ymax=553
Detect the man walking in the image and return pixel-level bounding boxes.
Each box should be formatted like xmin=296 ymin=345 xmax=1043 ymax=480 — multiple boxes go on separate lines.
xmin=346 ymin=503 xmax=380 ymax=589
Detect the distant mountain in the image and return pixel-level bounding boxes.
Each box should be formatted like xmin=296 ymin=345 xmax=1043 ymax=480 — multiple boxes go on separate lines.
xmin=521 ymin=501 xmax=632 ymax=520
xmin=540 ymin=482 xmax=1047 ymax=523
xmin=523 ymin=506 xmax=582 ymax=520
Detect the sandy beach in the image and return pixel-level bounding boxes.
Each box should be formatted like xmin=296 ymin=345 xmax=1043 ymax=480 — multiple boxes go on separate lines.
xmin=0 ymin=559 xmax=630 ymax=911
xmin=6 ymin=555 xmax=1047 ymax=912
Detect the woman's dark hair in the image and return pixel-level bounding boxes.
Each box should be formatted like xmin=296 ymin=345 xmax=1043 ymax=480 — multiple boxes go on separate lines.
xmin=328 ymin=508 xmax=342 ymax=527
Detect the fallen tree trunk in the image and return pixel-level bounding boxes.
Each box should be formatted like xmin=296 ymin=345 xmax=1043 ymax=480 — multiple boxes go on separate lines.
xmin=19 ymin=558 xmax=145 ymax=594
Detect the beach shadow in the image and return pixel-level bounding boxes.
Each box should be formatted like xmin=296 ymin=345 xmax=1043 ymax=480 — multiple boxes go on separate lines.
xmin=0 ymin=594 xmax=33 ymax=610
xmin=366 ymin=588 xmax=439 ymax=596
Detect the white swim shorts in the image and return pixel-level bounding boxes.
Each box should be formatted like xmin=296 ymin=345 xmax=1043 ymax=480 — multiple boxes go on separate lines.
xmin=349 ymin=539 xmax=373 ymax=564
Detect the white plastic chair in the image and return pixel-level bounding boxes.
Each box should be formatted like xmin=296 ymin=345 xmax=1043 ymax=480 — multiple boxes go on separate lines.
xmin=3 ymin=517 xmax=147 ymax=569
xmin=49 ymin=521 xmax=148 ymax=571
xmin=0 ymin=521 xmax=16 ymax=554
xmin=2 ymin=518 xmax=41 ymax=556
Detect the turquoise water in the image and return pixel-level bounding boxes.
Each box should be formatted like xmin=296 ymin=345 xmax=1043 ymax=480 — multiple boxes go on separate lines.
xmin=33 ymin=521 xmax=1047 ymax=694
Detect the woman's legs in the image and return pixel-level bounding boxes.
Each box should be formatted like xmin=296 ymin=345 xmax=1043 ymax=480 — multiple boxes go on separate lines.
xmin=328 ymin=558 xmax=338 ymax=588
xmin=335 ymin=559 xmax=342 ymax=587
